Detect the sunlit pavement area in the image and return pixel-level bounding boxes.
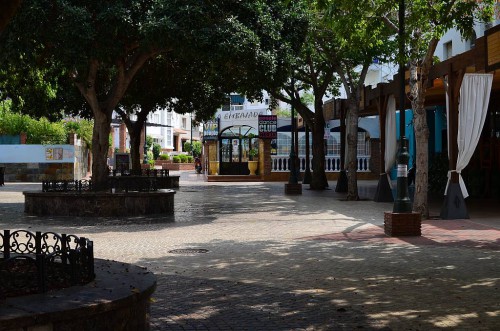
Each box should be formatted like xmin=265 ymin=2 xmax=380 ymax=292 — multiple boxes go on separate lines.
xmin=0 ymin=172 xmax=499 ymax=330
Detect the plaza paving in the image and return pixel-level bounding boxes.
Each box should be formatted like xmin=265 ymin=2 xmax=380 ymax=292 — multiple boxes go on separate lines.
xmin=0 ymin=172 xmax=499 ymax=330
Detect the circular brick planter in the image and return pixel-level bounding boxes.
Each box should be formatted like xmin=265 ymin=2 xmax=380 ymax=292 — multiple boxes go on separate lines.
xmin=23 ymin=190 xmax=176 ymax=217
xmin=0 ymin=259 xmax=156 ymax=331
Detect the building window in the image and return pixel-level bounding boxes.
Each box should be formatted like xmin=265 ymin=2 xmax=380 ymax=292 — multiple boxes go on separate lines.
xmin=166 ymin=128 xmax=172 ymax=147
xmin=330 ymin=133 xmax=341 ymax=156
xmin=182 ymin=118 xmax=187 ymax=130
xmin=277 ymin=133 xmax=291 ymax=155
xmin=222 ymin=94 xmax=245 ymax=111
xmin=167 ymin=112 xmax=172 ymax=126
xmin=298 ymin=133 xmax=311 ymax=156
xmin=444 ymin=41 xmax=452 ymax=60
xmin=357 ymin=132 xmax=370 ymax=156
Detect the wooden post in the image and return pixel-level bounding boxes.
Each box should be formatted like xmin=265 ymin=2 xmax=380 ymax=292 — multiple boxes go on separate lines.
xmin=374 ymin=92 xmax=393 ymax=202
xmin=440 ymin=66 xmax=468 ymax=219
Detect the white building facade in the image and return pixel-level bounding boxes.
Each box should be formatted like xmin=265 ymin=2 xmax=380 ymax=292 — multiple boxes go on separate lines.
xmin=112 ymin=108 xmax=201 ymax=155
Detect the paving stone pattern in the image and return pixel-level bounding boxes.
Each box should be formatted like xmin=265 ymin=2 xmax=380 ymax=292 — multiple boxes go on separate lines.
xmin=0 ymin=173 xmax=499 ymax=330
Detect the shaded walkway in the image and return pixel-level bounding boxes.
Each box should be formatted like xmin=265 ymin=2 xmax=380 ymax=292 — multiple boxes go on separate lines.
xmin=0 ymin=172 xmax=498 ymax=330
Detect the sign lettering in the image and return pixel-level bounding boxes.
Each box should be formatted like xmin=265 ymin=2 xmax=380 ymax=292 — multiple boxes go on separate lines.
xmin=258 ymin=115 xmax=277 ymax=139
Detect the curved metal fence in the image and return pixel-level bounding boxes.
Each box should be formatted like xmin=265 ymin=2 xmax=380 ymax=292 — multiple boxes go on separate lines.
xmin=0 ymin=230 xmax=94 ymax=298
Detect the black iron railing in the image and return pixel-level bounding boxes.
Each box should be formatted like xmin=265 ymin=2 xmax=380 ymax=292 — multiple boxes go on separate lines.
xmin=41 ymin=169 xmax=171 ymax=193
xmin=0 ymin=230 xmax=95 ymax=298
xmin=42 ymin=179 xmax=92 ymax=192
xmin=108 ymin=176 xmax=158 ymax=192
xmin=110 ymin=169 xmax=170 ymax=177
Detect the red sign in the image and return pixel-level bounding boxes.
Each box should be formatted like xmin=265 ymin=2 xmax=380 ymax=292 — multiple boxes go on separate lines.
xmin=258 ymin=115 xmax=277 ymax=139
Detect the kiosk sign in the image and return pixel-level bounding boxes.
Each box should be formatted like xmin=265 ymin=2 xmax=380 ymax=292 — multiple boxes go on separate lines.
xmin=203 ymin=120 xmax=219 ymax=141
xmin=258 ymin=115 xmax=277 ymax=139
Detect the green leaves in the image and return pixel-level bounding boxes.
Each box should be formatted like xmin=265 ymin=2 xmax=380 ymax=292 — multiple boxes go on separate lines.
xmin=0 ymin=104 xmax=91 ymax=145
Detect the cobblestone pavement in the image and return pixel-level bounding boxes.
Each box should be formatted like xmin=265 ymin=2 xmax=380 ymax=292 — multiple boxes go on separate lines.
xmin=0 ymin=173 xmax=499 ymax=330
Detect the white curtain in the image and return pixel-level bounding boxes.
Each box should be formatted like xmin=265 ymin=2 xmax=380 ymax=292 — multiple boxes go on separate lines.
xmin=445 ymin=73 xmax=493 ymax=198
xmin=384 ymin=95 xmax=397 ymax=186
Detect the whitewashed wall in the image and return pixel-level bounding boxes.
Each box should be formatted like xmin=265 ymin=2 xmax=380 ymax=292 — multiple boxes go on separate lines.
xmin=0 ymin=145 xmax=76 ymax=163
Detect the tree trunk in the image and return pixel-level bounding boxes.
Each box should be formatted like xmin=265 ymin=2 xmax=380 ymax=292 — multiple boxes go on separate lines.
xmin=121 ymin=109 xmax=148 ymax=172
xmin=346 ymin=98 xmax=359 ymax=200
xmin=77 ymin=53 xmax=152 ymax=189
xmin=129 ymin=126 xmax=142 ymax=172
xmin=91 ymin=110 xmax=112 ymax=191
xmin=310 ymin=101 xmax=328 ymax=190
xmin=409 ymin=62 xmax=430 ymax=218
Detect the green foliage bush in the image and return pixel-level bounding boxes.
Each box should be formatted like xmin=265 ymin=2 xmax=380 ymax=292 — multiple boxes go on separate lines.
xmin=146 ymin=135 xmax=154 ymax=151
xmin=183 ymin=141 xmax=202 ymax=157
xmin=0 ymin=102 xmax=30 ymax=135
xmin=159 ymin=154 xmax=170 ymax=160
xmin=152 ymin=143 xmax=161 ymax=160
xmin=183 ymin=141 xmax=192 ymax=153
xmin=187 ymin=155 xmax=193 ymax=163
xmin=191 ymin=141 xmax=202 ymax=157
xmin=27 ymin=118 xmax=66 ymax=144
xmin=64 ymin=118 xmax=93 ymax=148
xmin=178 ymin=154 xmax=188 ymax=163
xmin=1 ymin=104 xmax=93 ymax=146
xmin=172 ymin=155 xmax=181 ymax=163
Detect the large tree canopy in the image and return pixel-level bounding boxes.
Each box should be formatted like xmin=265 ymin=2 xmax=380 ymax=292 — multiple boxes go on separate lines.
xmin=0 ymin=0 xmax=22 ymax=33
xmin=268 ymin=0 xmax=395 ymax=193
xmin=267 ymin=6 xmax=340 ymax=190
xmin=327 ymin=0 xmax=396 ymax=200
xmin=116 ymin=54 xmax=231 ymax=171
xmin=0 ymin=0 xmax=308 ymax=189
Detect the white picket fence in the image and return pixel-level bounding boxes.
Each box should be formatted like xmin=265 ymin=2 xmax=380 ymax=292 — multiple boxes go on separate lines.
xmin=271 ymin=155 xmax=371 ymax=173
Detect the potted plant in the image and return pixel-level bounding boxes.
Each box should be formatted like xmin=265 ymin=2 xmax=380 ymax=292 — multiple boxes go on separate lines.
xmin=248 ymin=148 xmax=258 ymax=175
xmin=249 ymin=148 xmax=258 ymax=161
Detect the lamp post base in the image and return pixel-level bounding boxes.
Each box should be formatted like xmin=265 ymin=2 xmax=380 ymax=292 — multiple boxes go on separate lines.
xmin=384 ymin=211 xmax=421 ymax=236
xmin=285 ymin=183 xmax=302 ymax=195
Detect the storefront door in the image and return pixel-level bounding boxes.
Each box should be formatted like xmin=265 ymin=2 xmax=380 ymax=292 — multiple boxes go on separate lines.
xmin=220 ymin=138 xmax=250 ymax=175
xmin=219 ymin=125 xmax=258 ymax=175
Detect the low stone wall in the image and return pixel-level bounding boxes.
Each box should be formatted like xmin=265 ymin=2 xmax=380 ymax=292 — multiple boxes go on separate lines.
xmin=0 ymin=142 xmax=89 ymax=182
xmin=156 ymin=176 xmax=180 ymax=188
xmin=0 ymin=162 xmax=75 ymax=182
xmin=0 ymin=259 xmax=156 ymax=331
xmin=24 ymin=190 xmax=176 ymax=217
xmin=161 ymin=163 xmax=194 ymax=171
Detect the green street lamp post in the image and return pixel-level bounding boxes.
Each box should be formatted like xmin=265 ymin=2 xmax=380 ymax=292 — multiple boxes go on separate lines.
xmin=289 ymin=105 xmax=299 ymax=184
xmin=393 ymin=0 xmax=412 ymax=213
xmin=303 ymin=124 xmax=312 ymax=184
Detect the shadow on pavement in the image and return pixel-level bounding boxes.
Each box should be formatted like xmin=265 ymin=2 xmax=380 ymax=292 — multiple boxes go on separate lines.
xmin=141 ymin=239 xmax=499 ymax=330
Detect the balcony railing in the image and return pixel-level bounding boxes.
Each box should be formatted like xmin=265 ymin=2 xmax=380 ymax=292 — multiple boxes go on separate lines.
xmin=271 ymin=155 xmax=371 ymax=173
